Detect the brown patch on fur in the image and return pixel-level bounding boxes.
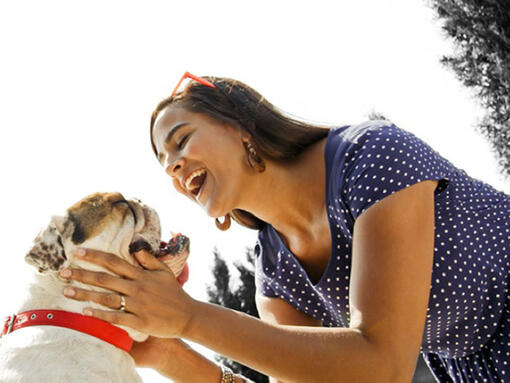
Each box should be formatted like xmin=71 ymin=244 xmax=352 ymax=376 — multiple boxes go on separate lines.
xmin=25 ymin=191 xmax=142 ymax=273
xmin=66 ymin=192 xmax=129 ymax=245
xmin=25 ymin=228 xmax=67 ymax=272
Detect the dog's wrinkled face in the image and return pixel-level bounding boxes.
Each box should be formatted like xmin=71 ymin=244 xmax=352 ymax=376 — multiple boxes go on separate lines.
xmin=25 ymin=192 xmax=189 ymax=275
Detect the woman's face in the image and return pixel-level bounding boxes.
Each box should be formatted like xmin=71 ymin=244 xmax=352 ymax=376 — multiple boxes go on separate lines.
xmin=151 ymin=105 xmax=252 ymax=218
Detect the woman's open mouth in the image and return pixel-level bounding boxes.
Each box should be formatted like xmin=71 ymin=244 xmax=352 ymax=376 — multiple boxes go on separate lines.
xmin=187 ymin=170 xmax=207 ymax=198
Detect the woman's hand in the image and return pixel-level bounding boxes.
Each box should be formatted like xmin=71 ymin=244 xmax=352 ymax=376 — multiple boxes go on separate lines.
xmin=132 ymin=336 xmax=229 ymax=383
xmin=59 ymin=248 xmax=197 ymax=338
xmin=130 ymin=336 xmax=172 ymax=369
xmin=129 ymin=336 xmax=187 ymax=370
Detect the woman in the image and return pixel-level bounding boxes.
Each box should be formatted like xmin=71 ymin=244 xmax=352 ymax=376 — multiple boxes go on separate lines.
xmin=59 ymin=72 xmax=510 ymax=382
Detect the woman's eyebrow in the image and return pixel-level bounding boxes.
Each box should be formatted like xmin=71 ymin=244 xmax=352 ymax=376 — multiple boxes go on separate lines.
xmin=156 ymin=122 xmax=191 ymax=163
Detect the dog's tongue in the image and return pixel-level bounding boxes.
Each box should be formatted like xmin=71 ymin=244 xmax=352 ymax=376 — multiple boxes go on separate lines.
xmin=157 ymin=233 xmax=182 ymax=257
xmin=129 ymin=235 xmax=181 ymax=257
xmin=177 ymin=263 xmax=189 ymax=285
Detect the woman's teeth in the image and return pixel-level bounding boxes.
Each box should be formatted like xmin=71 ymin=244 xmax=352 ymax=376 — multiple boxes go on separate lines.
xmin=185 ymin=169 xmax=207 ymax=192
xmin=192 ymin=173 xmax=207 ymax=197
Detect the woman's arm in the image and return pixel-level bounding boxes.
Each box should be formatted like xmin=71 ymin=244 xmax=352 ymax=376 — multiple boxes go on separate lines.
xmin=132 ymin=337 xmax=220 ymax=382
xmin=59 ymin=180 xmax=437 ymax=383
xmin=255 ymin=294 xmax=322 ymax=383
xmin=154 ymin=338 xmax=222 ymax=383
xmin=131 ymin=337 xmax=251 ymax=383
xmin=183 ymin=295 xmax=379 ymax=382
xmin=179 ymin=180 xmax=437 ymax=383
xmin=146 ymin=291 xmax=321 ymax=383
xmin=157 ymin=294 xmax=322 ymax=383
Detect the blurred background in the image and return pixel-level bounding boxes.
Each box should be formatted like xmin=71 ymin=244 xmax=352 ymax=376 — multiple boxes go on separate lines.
xmin=1 ymin=0 xmax=508 ymax=381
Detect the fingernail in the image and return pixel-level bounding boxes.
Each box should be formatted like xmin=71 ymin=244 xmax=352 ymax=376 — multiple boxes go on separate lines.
xmin=60 ymin=269 xmax=72 ymax=278
xmin=83 ymin=309 xmax=93 ymax=316
xmin=63 ymin=287 xmax=75 ymax=297
xmin=76 ymin=248 xmax=86 ymax=257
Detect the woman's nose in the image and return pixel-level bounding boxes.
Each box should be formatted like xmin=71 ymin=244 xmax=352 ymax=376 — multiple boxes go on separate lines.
xmin=165 ymin=157 xmax=185 ymax=178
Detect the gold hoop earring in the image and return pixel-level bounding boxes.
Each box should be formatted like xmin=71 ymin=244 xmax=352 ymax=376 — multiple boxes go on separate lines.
xmin=215 ymin=214 xmax=231 ymax=231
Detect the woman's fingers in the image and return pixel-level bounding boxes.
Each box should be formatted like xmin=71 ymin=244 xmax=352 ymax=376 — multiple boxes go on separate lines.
xmin=133 ymin=250 xmax=168 ymax=271
xmin=82 ymin=306 xmax=139 ymax=328
xmin=59 ymin=267 xmax=135 ymax=295
xmin=71 ymin=248 xmax=144 ymax=280
xmin=59 ymin=247 xmax=195 ymax=338
xmin=63 ymin=286 xmax=139 ymax=313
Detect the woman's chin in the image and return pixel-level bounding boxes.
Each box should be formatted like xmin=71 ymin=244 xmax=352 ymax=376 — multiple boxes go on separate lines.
xmin=198 ymin=195 xmax=219 ymax=217
xmin=202 ymin=198 xmax=229 ymax=219
xmin=197 ymin=181 xmax=231 ymax=218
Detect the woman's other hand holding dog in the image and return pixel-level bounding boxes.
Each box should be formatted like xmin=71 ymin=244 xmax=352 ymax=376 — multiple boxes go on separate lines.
xmin=130 ymin=336 xmax=228 ymax=383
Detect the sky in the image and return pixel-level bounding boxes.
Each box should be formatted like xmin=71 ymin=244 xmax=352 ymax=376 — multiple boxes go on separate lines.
xmin=0 ymin=1 xmax=508 ymax=382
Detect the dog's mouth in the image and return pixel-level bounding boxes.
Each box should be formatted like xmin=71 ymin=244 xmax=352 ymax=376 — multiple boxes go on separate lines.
xmin=128 ymin=233 xmax=190 ymax=261
xmin=156 ymin=233 xmax=190 ymax=261
xmin=124 ymin=199 xmax=190 ymax=277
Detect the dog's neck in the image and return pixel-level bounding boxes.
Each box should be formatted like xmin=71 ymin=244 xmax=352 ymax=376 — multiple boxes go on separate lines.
xmin=17 ymin=258 xmax=149 ymax=343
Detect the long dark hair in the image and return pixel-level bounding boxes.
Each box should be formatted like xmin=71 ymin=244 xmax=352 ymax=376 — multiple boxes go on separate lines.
xmin=150 ymin=75 xmax=337 ymax=231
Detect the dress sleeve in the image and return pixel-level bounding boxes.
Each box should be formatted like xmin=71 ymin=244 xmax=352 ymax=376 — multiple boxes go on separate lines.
xmin=254 ymin=230 xmax=279 ymax=298
xmin=342 ymin=121 xmax=451 ymax=221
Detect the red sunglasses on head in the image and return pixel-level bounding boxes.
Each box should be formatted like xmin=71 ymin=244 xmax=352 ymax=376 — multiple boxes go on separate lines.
xmin=171 ymin=71 xmax=217 ymax=97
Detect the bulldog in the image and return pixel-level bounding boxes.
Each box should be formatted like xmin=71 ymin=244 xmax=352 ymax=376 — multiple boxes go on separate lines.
xmin=0 ymin=192 xmax=190 ymax=383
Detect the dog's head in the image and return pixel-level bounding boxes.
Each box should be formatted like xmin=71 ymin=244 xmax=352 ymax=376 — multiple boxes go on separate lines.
xmin=25 ymin=192 xmax=189 ymax=276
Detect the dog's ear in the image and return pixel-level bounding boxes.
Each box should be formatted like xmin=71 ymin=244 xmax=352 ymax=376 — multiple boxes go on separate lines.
xmin=25 ymin=215 xmax=71 ymax=273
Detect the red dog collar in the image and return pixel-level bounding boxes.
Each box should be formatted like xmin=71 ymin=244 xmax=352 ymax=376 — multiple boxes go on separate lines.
xmin=0 ymin=264 xmax=190 ymax=351
xmin=1 ymin=309 xmax=133 ymax=352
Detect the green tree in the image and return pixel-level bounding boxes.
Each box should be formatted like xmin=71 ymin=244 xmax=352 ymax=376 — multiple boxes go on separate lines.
xmin=428 ymin=0 xmax=510 ymax=178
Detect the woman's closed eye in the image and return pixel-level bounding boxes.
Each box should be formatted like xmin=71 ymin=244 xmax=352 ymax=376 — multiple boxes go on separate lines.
xmin=177 ymin=134 xmax=190 ymax=150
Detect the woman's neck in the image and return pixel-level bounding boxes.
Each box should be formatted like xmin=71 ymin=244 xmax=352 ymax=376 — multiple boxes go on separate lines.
xmin=238 ymin=136 xmax=329 ymax=242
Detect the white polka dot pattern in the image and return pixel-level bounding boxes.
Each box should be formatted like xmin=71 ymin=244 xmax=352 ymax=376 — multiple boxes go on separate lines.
xmin=254 ymin=121 xmax=510 ymax=381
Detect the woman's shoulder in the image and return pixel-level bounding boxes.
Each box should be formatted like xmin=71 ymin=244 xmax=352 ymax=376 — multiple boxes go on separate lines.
xmin=326 ymin=120 xmax=456 ymax=220
xmin=324 ymin=120 xmax=398 ymax=164
xmin=330 ymin=119 xmax=395 ymax=144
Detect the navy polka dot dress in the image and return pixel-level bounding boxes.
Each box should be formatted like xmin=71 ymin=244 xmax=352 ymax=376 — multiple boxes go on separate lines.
xmin=254 ymin=120 xmax=510 ymax=382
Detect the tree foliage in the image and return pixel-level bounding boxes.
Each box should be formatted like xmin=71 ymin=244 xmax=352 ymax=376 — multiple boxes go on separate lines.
xmin=205 ymin=246 xmax=268 ymax=383
xmin=428 ymin=0 xmax=510 ymax=178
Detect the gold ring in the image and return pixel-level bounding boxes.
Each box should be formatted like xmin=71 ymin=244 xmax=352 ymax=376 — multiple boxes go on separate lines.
xmin=119 ymin=295 xmax=126 ymax=311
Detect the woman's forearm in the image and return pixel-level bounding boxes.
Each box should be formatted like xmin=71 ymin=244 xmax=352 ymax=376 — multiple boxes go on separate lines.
xmin=156 ymin=338 xmax=220 ymax=383
xmin=156 ymin=338 xmax=247 ymax=383
xmin=181 ymin=300 xmax=391 ymax=383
